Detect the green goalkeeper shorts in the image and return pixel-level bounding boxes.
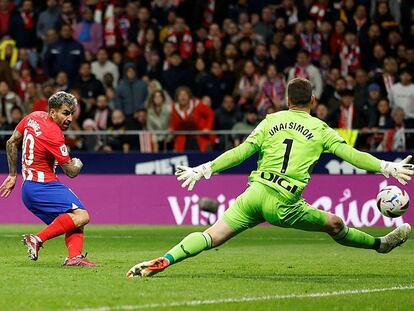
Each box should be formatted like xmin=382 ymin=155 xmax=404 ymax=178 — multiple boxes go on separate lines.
xmin=222 ymin=181 xmax=328 ymax=233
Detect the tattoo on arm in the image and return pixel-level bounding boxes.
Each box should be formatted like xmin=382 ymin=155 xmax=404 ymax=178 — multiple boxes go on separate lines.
xmin=60 ymin=160 xmax=81 ymax=178
xmin=6 ymin=130 xmax=23 ymax=176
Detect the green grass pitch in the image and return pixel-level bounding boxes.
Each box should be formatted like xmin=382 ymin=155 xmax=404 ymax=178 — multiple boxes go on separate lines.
xmin=0 ymin=225 xmax=413 ymax=311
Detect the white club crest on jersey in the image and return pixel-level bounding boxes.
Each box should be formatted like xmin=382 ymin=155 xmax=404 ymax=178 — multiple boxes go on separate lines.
xmin=60 ymin=145 xmax=68 ymax=156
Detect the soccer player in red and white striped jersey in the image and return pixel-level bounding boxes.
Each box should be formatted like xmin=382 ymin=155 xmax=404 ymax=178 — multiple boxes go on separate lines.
xmin=0 ymin=91 xmax=96 ymax=266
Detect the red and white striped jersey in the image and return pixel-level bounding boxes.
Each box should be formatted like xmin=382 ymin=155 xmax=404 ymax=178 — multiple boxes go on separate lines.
xmin=16 ymin=111 xmax=71 ymax=182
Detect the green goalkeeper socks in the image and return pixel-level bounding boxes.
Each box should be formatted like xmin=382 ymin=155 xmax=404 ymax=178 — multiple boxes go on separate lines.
xmin=164 ymin=232 xmax=212 ymax=264
xmin=333 ymin=226 xmax=381 ymax=250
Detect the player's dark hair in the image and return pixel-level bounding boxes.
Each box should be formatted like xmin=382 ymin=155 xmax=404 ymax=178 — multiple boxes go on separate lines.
xmin=287 ymin=78 xmax=313 ymax=107
xmin=48 ymin=91 xmax=77 ymax=111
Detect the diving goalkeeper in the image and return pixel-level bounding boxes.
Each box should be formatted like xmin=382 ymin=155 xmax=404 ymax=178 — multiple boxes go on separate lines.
xmin=127 ymin=78 xmax=413 ymax=278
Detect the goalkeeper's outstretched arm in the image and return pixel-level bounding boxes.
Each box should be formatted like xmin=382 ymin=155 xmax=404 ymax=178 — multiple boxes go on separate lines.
xmin=333 ymin=143 xmax=414 ymax=185
xmin=176 ymin=142 xmax=258 ymax=191
xmin=211 ymin=141 xmax=258 ymax=173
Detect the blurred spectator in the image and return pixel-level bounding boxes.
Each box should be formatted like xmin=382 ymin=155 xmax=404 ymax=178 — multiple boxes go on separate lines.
xmin=22 ymin=81 xmax=38 ymax=113
xmin=309 ymin=0 xmax=334 ymax=28
xmin=388 ymin=68 xmax=414 ymax=120
xmin=73 ymin=6 xmax=103 ymax=55
xmin=367 ymin=83 xmax=382 ymax=108
xmin=374 ymin=97 xmax=393 ymax=129
xmin=44 ymin=24 xmax=85 ymax=82
xmin=128 ymin=6 xmax=156 ymax=47
xmin=103 ymin=109 xmax=130 ymax=153
xmin=354 ymin=69 xmax=369 ymax=107
xmin=55 ymin=0 xmax=79 ymax=30
xmin=377 ymin=107 xmax=414 ymax=151
xmin=288 ymin=50 xmax=323 ymax=99
xmin=231 ymin=106 xmax=259 ymax=146
xmin=253 ymin=6 xmax=274 ymax=44
xmin=252 ymin=43 xmax=268 ymax=73
xmin=166 ymin=17 xmax=193 ymax=59
xmin=339 ymin=32 xmax=360 ymax=76
xmin=275 ymin=0 xmax=306 ymax=28
xmin=369 ymin=43 xmax=387 ymax=74
xmin=81 ymin=118 xmax=103 ymax=151
xmin=126 ymin=108 xmax=153 ymax=152
xmin=0 ymin=38 xmax=18 ymax=67
xmin=256 ymin=63 xmax=286 ymax=116
xmin=351 ymin=4 xmax=369 ymax=38
xmin=40 ymin=28 xmax=58 ymax=59
xmin=147 ymin=90 xmax=172 ymax=152
xmin=314 ymin=103 xmax=329 ymax=122
xmin=376 ymin=57 xmax=398 ymax=96
xmin=214 ymin=95 xmax=240 ymax=130
xmin=0 ymin=81 xmax=22 ymax=125
xmin=299 ymin=18 xmax=322 ymax=64
xmin=328 ymin=89 xmax=367 ymax=129
xmin=196 ymin=61 xmax=234 ymax=109
xmin=371 ymin=0 xmax=400 ymax=32
xmin=162 ymin=52 xmax=194 ymax=97
xmin=8 ymin=0 xmax=38 ymax=49
xmin=0 ymin=105 xmax=23 ymax=148
xmin=234 ymin=60 xmax=261 ymax=107
xmin=55 ymin=71 xmax=70 ymax=92
xmin=276 ymin=34 xmax=300 ymax=74
xmin=0 ymin=59 xmax=13 ymax=88
xmin=88 ymin=94 xmax=112 ymax=130
xmin=114 ymin=62 xmax=148 ymax=119
xmin=143 ymin=49 xmax=162 ymax=81
xmin=36 ymin=0 xmax=60 ymax=41
xmin=32 ymin=81 xmax=54 ymax=112
xmin=170 ymin=86 xmax=214 ymax=152
xmin=74 ymin=62 xmax=105 ymax=109
xmin=0 ymin=0 xmax=14 ymax=38
xmin=146 ymin=79 xmax=172 ymax=106
xmin=360 ymin=23 xmax=382 ymax=71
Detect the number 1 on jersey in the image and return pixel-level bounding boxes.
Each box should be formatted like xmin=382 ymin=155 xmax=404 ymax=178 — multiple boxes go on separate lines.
xmin=281 ymin=138 xmax=293 ymax=174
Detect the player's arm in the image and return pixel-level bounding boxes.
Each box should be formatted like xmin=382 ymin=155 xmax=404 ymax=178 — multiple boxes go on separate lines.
xmin=176 ymin=119 xmax=267 ymax=191
xmin=176 ymin=142 xmax=258 ymax=191
xmin=0 ymin=130 xmax=23 ymax=197
xmin=211 ymin=142 xmax=258 ymax=173
xmin=324 ymin=124 xmax=414 ymax=185
xmin=333 ymin=142 xmax=414 ymax=185
xmin=60 ymin=158 xmax=83 ymax=178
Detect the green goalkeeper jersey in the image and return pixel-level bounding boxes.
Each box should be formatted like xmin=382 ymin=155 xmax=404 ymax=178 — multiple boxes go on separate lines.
xmin=212 ymin=109 xmax=381 ymax=202
xmin=245 ymin=109 xmax=345 ymax=200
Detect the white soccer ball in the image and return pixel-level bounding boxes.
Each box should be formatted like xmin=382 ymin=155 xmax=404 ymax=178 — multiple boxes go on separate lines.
xmin=376 ymin=186 xmax=410 ymax=218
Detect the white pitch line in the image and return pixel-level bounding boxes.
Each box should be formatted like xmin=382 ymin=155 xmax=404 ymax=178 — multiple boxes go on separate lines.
xmin=69 ymin=285 xmax=414 ymax=311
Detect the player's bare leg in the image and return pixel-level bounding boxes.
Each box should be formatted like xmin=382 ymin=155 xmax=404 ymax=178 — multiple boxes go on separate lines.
xmin=321 ymin=213 xmax=411 ymax=253
xmin=126 ymin=219 xmax=237 ymax=278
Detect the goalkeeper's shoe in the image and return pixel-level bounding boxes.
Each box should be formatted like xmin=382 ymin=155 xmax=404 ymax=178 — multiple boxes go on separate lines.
xmin=22 ymin=234 xmax=42 ymax=261
xmin=126 ymin=257 xmax=170 ymax=278
xmin=63 ymin=254 xmax=97 ymax=267
xmin=377 ymin=223 xmax=411 ymax=253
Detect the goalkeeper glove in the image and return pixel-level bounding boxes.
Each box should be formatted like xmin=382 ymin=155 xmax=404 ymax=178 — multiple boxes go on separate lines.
xmin=175 ymin=162 xmax=212 ymax=191
xmin=380 ymin=156 xmax=414 ymax=185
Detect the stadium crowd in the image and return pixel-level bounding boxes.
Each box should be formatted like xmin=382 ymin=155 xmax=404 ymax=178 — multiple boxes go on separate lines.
xmin=0 ymin=0 xmax=414 ymax=152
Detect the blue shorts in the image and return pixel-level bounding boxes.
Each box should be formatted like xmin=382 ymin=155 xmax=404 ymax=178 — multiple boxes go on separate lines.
xmin=22 ymin=181 xmax=85 ymax=224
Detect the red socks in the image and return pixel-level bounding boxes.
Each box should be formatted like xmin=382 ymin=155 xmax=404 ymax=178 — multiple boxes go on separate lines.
xmin=36 ymin=213 xmax=76 ymax=243
xmin=65 ymin=228 xmax=84 ymax=258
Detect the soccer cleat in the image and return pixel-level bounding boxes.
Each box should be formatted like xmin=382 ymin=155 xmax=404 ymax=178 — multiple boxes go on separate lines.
xmin=22 ymin=234 xmax=42 ymax=261
xmin=377 ymin=223 xmax=411 ymax=253
xmin=126 ymin=257 xmax=170 ymax=278
xmin=63 ymin=254 xmax=97 ymax=267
